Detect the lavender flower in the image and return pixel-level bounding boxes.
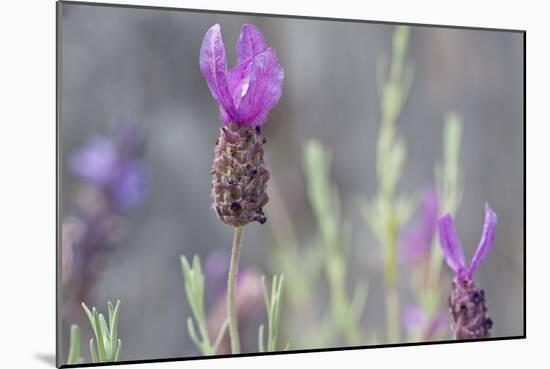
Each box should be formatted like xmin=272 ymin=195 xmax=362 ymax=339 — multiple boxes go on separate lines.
xmin=400 ymin=188 xmax=439 ymax=264
xmin=200 ymin=24 xmax=283 ymax=227
xmin=199 ymin=24 xmax=284 ymax=127
xmin=438 ymin=204 xmax=497 ymax=339
xmin=70 ymin=123 xmax=148 ymax=210
xmin=63 ymin=121 xmax=148 ymax=319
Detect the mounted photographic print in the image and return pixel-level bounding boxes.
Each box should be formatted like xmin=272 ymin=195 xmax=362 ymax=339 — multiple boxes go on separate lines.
xmin=56 ymin=1 xmax=525 ymax=367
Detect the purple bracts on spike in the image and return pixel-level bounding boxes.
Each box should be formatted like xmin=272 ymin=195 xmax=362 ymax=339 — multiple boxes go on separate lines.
xmin=211 ymin=124 xmax=269 ymax=226
xmin=438 ymin=204 xmax=497 ymax=339
xmin=449 ymin=278 xmax=492 ymax=339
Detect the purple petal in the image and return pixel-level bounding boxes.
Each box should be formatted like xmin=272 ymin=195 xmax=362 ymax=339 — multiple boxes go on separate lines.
xmin=468 ymin=203 xmax=497 ymax=275
xmin=69 ymin=136 xmax=117 ymax=185
xmin=227 ymin=59 xmax=253 ymax=109
xmin=199 ymin=24 xmax=235 ymax=123
xmin=437 ymin=214 xmax=465 ymax=273
xmin=236 ymin=24 xmax=268 ymax=64
xmin=235 ymin=48 xmax=284 ymax=126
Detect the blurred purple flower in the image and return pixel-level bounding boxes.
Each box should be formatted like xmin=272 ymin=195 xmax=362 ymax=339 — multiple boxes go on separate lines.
xmin=63 ymin=120 xmax=149 ymax=323
xmin=400 ymin=188 xmax=439 ymax=264
xmin=205 ymin=249 xmax=230 ymax=284
xmin=403 ymin=305 xmax=425 ymax=333
xmin=438 ymin=203 xmax=497 ymax=339
xmin=403 ymin=305 xmax=448 ymax=339
xmin=204 ymin=249 xmax=230 ymax=301
xmin=199 ymin=24 xmax=284 ymax=127
xmin=69 ymin=122 xmax=148 ymax=210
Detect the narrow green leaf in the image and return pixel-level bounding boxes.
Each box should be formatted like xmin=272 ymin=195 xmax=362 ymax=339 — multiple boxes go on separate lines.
xmin=110 ymin=300 xmax=121 ymax=355
xmin=98 ymin=313 xmax=111 ymax=359
xmin=186 ymin=317 xmax=203 ymax=354
xmin=261 ymin=276 xmax=270 ymax=316
xmin=81 ymin=303 xmax=97 ymax=338
xmin=107 ymin=301 xmax=114 ymax=328
xmin=212 ymin=319 xmax=229 ymax=354
xmin=258 ymin=324 xmax=265 ymax=352
xmin=89 ymin=339 xmax=98 ymax=363
xmin=93 ymin=308 xmax=106 ymax=362
xmin=66 ymin=324 xmax=81 ymax=365
xmin=113 ymin=339 xmax=121 ymax=362
xmin=180 ymin=256 xmax=191 ymax=281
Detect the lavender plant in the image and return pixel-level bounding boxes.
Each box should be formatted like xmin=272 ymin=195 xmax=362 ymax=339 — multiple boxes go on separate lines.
xmin=199 ymin=23 xmax=284 ymax=354
xmin=180 ymin=255 xmax=229 ymax=355
xmin=63 ymin=121 xmax=148 ymax=318
xmin=360 ymin=26 xmax=414 ymax=343
xmin=81 ymin=300 xmax=122 ymax=363
xmin=303 ymin=140 xmax=367 ymax=346
xmin=258 ymin=275 xmax=289 ymax=352
xmin=438 ymin=204 xmax=497 ymax=339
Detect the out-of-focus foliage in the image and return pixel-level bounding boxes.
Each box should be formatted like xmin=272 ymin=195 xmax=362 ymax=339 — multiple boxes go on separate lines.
xmin=303 ymin=140 xmax=368 ymax=346
xmin=258 ymin=275 xmax=288 ymax=352
xmin=180 ymin=255 xmax=228 ymax=355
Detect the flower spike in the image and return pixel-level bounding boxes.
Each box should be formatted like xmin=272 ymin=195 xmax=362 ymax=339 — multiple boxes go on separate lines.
xmin=437 ymin=204 xmax=497 ymax=339
xmin=201 ymin=24 xmax=283 ymax=226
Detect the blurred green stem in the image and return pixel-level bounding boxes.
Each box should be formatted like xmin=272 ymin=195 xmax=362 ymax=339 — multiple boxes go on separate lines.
xmin=303 ymin=141 xmax=366 ymax=346
xmin=385 ymin=287 xmax=399 ymax=343
xmin=382 ymin=205 xmax=400 ymax=343
xmin=227 ymin=226 xmax=243 ymax=354
xmin=424 ymin=113 xmax=463 ymax=317
xmin=365 ymin=25 xmax=412 ymax=344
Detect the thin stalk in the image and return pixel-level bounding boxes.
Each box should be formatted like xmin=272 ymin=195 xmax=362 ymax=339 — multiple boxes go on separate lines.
xmin=382 ymin=200 xmax=400 ymax=343
xmin=385 ymin=285 xmax=400 ymax=343
xmin=227 ymin=226 xmax=243 ymax=354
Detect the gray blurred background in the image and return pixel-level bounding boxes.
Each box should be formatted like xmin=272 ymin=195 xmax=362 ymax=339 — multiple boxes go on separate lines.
xmin=59 ymin=2 xmax=524 ymax=362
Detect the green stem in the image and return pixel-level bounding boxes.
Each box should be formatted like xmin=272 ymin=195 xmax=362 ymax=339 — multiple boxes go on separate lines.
xmin=227 ymin=226 xmax=243 ymax=354
xmin=385 ymin=286 xmax=400 ymax=343
xmin=384 ymin=211 xmax=400 ymax=343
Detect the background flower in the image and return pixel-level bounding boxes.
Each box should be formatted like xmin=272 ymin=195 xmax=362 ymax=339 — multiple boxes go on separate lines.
xmin=400 ymin=188 xmax=439 ymax=264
